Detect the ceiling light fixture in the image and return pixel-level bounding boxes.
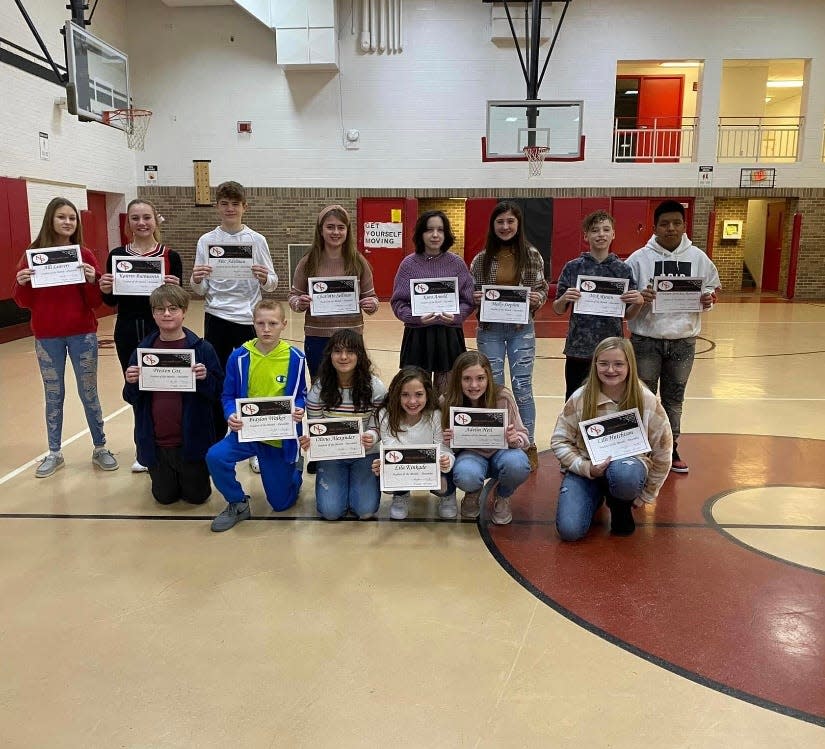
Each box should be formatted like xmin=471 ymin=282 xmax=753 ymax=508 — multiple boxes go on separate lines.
xmin=766 ymin=80 xmax=803 ymax=88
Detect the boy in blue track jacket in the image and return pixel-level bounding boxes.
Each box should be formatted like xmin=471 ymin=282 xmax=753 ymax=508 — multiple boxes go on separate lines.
xmin=207 ymin=300 xmax=307 ymax=532
xmin=123 ymin=284 xmax=224 ymax=505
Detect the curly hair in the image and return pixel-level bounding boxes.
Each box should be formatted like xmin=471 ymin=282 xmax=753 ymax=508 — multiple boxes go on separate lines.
xmin=316 ymin=329 xmax=375 ymax=412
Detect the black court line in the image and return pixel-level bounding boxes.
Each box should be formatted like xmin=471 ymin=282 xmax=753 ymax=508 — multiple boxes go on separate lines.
xmin=0 ymin=512 xmax=479 ymax=524
xmin=477 ymin=519 xmax=825 ymax=729
xmin=703 ymin=488 xmax=825 ymax=577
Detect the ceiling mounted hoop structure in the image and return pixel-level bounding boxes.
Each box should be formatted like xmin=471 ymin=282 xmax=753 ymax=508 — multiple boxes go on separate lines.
xmin=102 ymin=108 xmax=152 ymax=151
xmin=522 ymin=145 xmax=549 ymax=177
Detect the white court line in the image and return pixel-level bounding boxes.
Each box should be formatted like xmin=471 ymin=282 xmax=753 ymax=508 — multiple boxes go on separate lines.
xmin=0 ymin=405 xmax=131 ymax=486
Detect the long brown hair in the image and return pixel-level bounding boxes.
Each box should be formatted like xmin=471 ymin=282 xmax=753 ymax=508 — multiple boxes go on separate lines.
xmin=316 ymin=329 xmax=375 ymax=412
xmin=304 ymin=205 xmax=365 ymax=278
xmin=581 ymin=337 xmax=645 ymax=420
xmin=481 ymin=201 xmax=529 ymax=280
xmin=125 ymin=199 xmax=162 ymax=243
xmin=29 ymin=197 xmax=83 ymax=249
xmin=440 ymin=351 xmax=502 ymax=429
xmin=379 ymin=366 xmax=437 ymax=439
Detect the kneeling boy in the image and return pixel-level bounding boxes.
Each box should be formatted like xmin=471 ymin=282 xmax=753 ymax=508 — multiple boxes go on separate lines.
xmin=123 ymin=284 xmax=224 ymax=505
xmin=207 ymin=300 xmax=306 ymax=532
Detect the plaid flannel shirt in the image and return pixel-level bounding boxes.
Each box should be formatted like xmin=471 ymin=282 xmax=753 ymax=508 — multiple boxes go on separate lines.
xmin=470 ymin=246 xmax=549 ymax=327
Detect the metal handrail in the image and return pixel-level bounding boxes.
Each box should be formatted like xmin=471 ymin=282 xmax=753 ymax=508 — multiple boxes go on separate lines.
xmin=613 ymin=117 xmax=697 ymax=163
xmin=717 ymin=116 xmax=803 ymax=161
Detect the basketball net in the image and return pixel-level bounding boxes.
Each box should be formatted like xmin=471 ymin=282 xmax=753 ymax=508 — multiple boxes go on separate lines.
xmin=523 ymin=145 xmax=549 ymax=177
xmin=103 ymin=108 xmax=153 ymax=151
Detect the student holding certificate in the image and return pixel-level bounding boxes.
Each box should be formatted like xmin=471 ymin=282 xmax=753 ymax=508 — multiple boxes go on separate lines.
xmin=289 ymin=205 xmax=379 ymax=379
xmin=553 ymin=211 xmax=643 ymax=400
xmin=625 ymin=200 xmax=721 ymax=474
xmin=372 ymin=367 xmax=455 ymax=520
xmin=470 ymin=202 xmax=549 ymax=472
xmin=299 ymin=330 xmax=386 ymax=520
xmin=12 ymin=197 xmax=119 ymax=478
xmin=391 ymin=211 xmax=474 ymax=396
xmin=441 ymin=351 xmax=530 ymax=525
xmin=551 ymin=338 xmax=672 ymax=540
xmin=206 ymin=301 xmax=307 ymax=532
xmin=123 ymin=285 xmax=223 ymax=505
xmin=99 ymin=199 xmax=183 ymax=472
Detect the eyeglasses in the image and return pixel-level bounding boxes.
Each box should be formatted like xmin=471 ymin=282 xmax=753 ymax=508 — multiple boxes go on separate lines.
xmin=152 ymin=305 xmax=181 ymax=314
xmin=596 ymin=360 xmax=628 ymax=370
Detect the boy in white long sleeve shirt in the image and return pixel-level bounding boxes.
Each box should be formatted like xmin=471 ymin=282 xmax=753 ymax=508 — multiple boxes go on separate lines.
xmin=190 ymin=180 xmax=278 ymax=448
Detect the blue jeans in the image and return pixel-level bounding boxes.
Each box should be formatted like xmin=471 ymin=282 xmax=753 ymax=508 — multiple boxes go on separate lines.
xmin=35 ymin=333 xmax=106 ymax=452
xmin=476 ymin=322 xmax=536 ymax=442
xmin=452 ymin=449 xmax=530 ymax=498
xmin=303 ymin=336 xmax=329 ymax=382
xmin=555 ymin=457 xmax=647 ymax=541
xmin=315 ymin=455 xmax=380 ymax=519
xmin=206 ymin=432 xmax=302 ymax=510
xmin=631 ymin=334 xmax=696 ymax=442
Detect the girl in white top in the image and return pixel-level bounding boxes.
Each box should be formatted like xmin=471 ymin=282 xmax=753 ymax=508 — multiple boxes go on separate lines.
xmin=441 ymin=351 xmax=531 ymax=525
xmin=372 ymin=366 xmax=456 ymax=521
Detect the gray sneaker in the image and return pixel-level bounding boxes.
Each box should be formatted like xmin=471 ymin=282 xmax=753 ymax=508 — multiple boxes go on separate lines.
xmin=211 ymin=499 xmax=251 ymax=532
xmin=35 ymin=453 xmax=64 ymax=478
xmin=437 ymin=493 xmax=457 ymax=520
xmin=460 ymin=490 xmax=481 ymax=519
xmin=92 ymin=448 xmax=119 ymax=471
xmin=389 ymin=492 xmax=410 ymax=520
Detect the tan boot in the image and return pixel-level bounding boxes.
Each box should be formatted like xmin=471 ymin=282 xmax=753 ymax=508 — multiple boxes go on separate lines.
xmin=489 ymin=482 xmax=512 ymax=525
xmin=460 ymin=490 xmax=481 ymax=519
xmin=524 ymin=443 xmax=538 ymax=472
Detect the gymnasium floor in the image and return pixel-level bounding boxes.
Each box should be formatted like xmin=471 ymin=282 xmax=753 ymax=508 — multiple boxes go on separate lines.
xmin=0 ymin=296 xmax=823 ymax=747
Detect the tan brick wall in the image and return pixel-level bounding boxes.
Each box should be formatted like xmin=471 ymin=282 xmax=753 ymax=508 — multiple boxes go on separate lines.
xmin=417 ymin=198 xmax=467 ymax=257
xmin=138 ymin=186 xmax=825 ymax=300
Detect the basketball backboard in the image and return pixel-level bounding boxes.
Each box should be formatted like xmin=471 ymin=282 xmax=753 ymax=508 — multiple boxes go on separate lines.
xmin=64 ymin=21 xmax=130 ymax=126
xmin=482 ymin=99 xmax=585 ymax=161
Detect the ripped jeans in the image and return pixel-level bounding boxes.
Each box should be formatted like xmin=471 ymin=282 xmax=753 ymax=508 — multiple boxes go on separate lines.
xmin=476 ymin=321 xmax=536 ymax=442
xmin=35 ymin=333 xmax=106 ymax=452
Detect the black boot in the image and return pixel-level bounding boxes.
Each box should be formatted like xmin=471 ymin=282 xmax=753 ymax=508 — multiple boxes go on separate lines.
xmin=607 ymin=496 xmax=635 ymax=536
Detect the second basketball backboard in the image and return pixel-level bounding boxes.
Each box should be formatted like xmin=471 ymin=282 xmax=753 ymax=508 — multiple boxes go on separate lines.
xmin=482 ymin=100 xmax=585 ymax=161
xmin=64 ymin=20 xmax=130 ymax=125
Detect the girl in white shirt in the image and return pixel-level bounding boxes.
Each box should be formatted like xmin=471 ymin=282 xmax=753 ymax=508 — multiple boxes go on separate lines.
xmin=372 ymin=367 xmax=455 ymax=520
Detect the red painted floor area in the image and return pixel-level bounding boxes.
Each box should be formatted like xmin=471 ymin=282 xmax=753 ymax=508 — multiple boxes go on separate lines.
xmin=482 ymin=433 xmax=825 ymax=726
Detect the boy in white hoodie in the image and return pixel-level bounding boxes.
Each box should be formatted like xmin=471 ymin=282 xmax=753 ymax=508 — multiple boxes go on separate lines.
xmin=624 ymin=200 xmax=720 ymax=474
xmin=191 ymin=181 xmax=278 ymax=454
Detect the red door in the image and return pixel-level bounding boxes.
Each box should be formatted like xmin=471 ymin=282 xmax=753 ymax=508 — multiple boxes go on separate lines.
xmin=356 ymin=197 xmax=416 ymax=299
xmin=763 ymin=201 xmax=784 ymax=292
xmin=84 ymin=191 xmax=110 ymax=268
xmin=463 ymin=198 xmax=498 ymax=269
xmin=637 ymin=76 xmax=683 ymax=162
xmin=0 ymin=178 xmax=31 ymax=299
xmin=611 ymin=199 xmax=650 ymax=258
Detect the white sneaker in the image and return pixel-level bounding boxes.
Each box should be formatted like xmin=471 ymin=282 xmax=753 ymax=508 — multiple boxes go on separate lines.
xmin=131 ymin=460 xmax=149 ymax=473
xmin=389 ymin=492 xmax=410 ymax=520
xmin=437 ymin=493 xmax=458 ymax=519
xmin=249 ymin=456 xmax=261 ymax=473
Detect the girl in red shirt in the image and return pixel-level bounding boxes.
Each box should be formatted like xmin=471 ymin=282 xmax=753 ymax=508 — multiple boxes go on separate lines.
xmin=13 ymin=197 xmax=119 ymax=478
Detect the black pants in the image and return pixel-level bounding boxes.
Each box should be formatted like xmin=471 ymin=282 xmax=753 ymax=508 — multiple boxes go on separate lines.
xmin=564 ymin=357 xmax=592 ymax=400
xmin=114 ymin=316 xmax=158 ymax=372
xmin=204 ymin=313 xmax=255 ymax=442
xmin=149 ymin=446 xmax=212 ymax=505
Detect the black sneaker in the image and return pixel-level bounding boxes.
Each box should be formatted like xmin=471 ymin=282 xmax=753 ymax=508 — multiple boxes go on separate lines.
xmin=607 ymin=498 xmax=636 ymax=536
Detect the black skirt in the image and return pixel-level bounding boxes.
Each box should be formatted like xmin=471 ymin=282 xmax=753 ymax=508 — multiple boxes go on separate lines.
xmin=400 ymin=325 xmax=466 ymax=373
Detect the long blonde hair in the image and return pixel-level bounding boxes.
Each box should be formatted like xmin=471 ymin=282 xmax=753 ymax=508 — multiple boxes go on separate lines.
xmin=440 ymin=351 xmax=502 ymax=429
xmin=304 ymin=205 xmax=365 ymax=278
xmin=581 ymin=337 xmax=645 ymax=421
xmin=125 ymin=199 xmax=162 ymax=243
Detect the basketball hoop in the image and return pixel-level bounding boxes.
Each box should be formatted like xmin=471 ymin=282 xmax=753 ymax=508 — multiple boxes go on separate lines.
xmin=523 ymin=145 xmax=549 ymax=177
xmin=103 ymin=108 xmax=152 ymax=151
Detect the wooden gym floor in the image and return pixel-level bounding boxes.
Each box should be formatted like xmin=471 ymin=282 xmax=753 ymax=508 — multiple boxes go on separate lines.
xmin=0 ymin=296 xmax=823 ymax=747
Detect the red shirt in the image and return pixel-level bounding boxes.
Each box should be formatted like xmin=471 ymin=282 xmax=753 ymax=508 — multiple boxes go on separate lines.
xmin=12 ymin=247 xmax=103 ymax=339
xmin=150 ymin=337 xmax=188 ymax=448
